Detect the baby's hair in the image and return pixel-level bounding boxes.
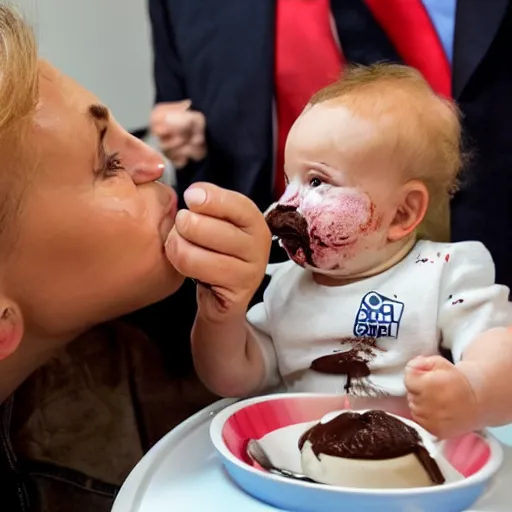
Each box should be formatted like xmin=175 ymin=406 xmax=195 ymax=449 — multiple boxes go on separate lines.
xmin=0 ymin=5 xmax=38 ymax=243
xmin=309 ymin=64 xmax=465 ymax=242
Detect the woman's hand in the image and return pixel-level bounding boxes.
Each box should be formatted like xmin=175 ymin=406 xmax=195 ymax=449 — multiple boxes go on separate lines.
xmin=150 ymin=100 xmax=207 ymax=168
xmin=165 ymin=183 xmax=271 ymax=321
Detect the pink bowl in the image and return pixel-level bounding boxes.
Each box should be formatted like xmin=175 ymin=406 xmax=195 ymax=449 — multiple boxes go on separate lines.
xmin=221 ymin=393 xmax=490 ymax=478
xmin=210 ymin=393 xmax=504 ymax=512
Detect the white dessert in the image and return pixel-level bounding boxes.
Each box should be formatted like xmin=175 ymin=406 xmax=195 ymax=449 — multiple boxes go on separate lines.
xmin=301 ymin=440 xmax=435 ymax=488
xmin=299 ymin=410 xmax=445 ymax=488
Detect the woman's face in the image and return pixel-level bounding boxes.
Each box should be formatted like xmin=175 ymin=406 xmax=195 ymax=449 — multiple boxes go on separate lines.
xmin=4 ymin=63 xmax=183 ymax=338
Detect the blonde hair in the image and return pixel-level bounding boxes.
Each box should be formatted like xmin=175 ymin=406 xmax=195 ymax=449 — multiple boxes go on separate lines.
xmin=310 ymin=64 xmax=464 ymax=242
xmin=0 ymin=5 xmax=37 ymax=131
xmin=0 ymin=5 xmax=38 ymax=241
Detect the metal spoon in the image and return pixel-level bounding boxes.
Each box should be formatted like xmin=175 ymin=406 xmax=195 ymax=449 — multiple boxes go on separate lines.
xmin=246 ymin=439 xmax=317 ymax=483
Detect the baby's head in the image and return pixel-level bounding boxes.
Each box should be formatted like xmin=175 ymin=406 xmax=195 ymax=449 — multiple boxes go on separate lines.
xmin=266 ymin=64 xmax=462 ymax=278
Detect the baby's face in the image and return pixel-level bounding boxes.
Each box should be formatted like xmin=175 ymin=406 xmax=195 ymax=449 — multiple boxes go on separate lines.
xmin=267 ymin=102 xmax=407 ymax=277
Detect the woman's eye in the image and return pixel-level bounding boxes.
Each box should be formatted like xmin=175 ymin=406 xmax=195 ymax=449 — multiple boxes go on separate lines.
xmin=103 ymin=152 xmax=124 ymax=178
xmin=309 ymin=177 xmax=322 ymax=188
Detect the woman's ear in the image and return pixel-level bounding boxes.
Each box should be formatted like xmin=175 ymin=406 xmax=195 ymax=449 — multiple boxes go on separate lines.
xmin=0 ymin=302 xmax=23 ymax=360
xmin=387 ymin=180 xmax=429 ymax=242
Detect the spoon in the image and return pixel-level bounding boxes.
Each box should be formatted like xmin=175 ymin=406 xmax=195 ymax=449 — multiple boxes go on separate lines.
xmin=246 ymin=439 xmax=317 ymax=483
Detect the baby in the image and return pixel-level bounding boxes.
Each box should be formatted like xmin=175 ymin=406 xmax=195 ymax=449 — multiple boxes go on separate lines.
xmin=169 ymin=64 xmax=512 ymax=439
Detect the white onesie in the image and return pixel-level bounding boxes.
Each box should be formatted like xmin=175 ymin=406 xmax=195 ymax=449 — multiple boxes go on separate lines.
xmin=247 ymin=240 xmax=512 ymax=396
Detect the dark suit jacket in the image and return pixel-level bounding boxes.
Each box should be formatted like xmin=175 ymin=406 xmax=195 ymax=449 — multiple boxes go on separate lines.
xmin=149 ymin=0 xmax=512 ymax=289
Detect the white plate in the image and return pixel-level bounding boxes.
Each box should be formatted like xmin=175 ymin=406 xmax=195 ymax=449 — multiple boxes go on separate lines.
xmin=113 ymin=399 xmax=512 ymax=512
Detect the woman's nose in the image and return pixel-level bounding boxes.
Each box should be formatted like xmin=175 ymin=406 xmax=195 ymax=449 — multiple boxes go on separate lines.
xmin=126 ymin=136 xmax=166 ymax=184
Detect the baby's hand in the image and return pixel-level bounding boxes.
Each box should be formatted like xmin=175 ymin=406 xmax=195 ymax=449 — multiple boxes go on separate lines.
xmin=166 ymin=183 xmax=271 ymax=320
xmin=404 ymin=355 xmax=481 ymax=439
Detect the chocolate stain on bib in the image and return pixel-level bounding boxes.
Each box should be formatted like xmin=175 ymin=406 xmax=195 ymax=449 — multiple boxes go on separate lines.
xmin=310 ymin=337 xmax=384 ymax=395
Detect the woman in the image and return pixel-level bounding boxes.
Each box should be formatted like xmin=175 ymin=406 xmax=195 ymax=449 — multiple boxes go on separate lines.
xmin=0 ymin=7 xmax=269 ymax=511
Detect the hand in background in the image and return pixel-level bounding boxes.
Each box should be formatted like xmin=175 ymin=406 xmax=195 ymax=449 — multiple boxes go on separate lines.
xmin=151 ymin=100 xmax=206 ymax=169
xmin=165 ymin=183 xmax=271 ymax=321
xmin=404 ymin=355 xmax=482 ymax=439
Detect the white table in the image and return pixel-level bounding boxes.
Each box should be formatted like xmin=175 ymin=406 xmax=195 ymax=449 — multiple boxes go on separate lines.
xmin=113 ymin=399 xmax=512 ymax=512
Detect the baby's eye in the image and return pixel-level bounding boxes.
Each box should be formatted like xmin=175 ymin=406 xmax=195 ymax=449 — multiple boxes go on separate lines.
xmin=309 ymin=177 xmax=322 ymax=188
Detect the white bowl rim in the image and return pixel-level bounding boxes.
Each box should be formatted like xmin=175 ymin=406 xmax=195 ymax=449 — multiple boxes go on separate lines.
xmin=210 ymin=392 xmax=504 ymax=497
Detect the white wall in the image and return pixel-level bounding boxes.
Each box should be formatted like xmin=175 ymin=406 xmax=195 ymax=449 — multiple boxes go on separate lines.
xmin=11 ymin=0 xmax=154 ymax=132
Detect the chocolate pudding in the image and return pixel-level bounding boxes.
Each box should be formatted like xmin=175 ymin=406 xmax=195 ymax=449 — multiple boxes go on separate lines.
xmin=299 ymin=410 xmax=445 ymax=488
xmin=266 ymin=205 xmax=314 ymax=265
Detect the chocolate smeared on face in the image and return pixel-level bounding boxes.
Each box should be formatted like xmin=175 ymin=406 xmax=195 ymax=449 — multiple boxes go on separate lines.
xmin=298 ymin=410 xmax=445 ymax=485
xmin=265 ymin=205 xmax=314 ymax=266
xmin=310 ymin=337 xmax=381 ymax=393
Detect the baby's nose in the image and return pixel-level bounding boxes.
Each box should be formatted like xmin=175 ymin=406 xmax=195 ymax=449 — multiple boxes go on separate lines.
xmin=280 ymin=191 xmax=301 ymax=208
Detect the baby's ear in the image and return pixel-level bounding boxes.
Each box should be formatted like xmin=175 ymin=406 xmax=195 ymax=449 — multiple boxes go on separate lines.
xmin=387 ymin=180 xmax=429 ymax=242
xmin=0 ymin=301 xmax=23 ymax=360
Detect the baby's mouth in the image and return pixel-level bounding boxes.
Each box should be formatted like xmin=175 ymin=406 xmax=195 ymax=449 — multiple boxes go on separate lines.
xmin=265 ymin=205 xmax=314 ymax=266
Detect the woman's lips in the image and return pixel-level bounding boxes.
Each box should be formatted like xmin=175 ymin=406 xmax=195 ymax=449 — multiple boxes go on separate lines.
xmin=159 ymin=187 xmax=178 ymax=238
xmin=165 ymin=188 xmax=178 ymax=219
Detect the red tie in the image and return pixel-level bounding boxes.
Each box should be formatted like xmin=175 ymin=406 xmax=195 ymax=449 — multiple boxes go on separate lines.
xmin=364 ymin=0 xmax=451 ymax=98
xmin=274 ymin=0 xmax=344 ymax=198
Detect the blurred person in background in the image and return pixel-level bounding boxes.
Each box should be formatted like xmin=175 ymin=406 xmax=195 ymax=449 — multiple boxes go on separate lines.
xmin=149 ymin=0 xmax=512 ymax=373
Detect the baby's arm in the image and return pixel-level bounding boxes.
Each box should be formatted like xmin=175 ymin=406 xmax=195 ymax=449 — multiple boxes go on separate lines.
xmin=458 ymin=326 xmax=512 ymax=427
xmin=192 ymin=304 xmax=275 ymax=397
xmin=165 ymin=183 xmax=273 ymax=397
xmin=405 ymin=242 xmax=512 ymax=437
